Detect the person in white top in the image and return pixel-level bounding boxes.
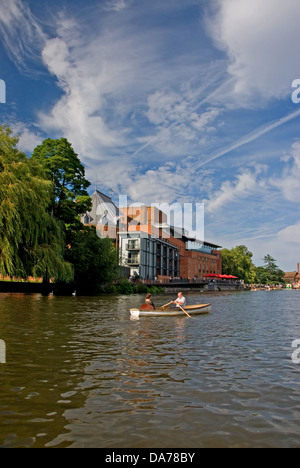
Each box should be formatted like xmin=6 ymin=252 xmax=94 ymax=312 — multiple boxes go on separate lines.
xmin=172 ymin=292 xmax=187 ymax=308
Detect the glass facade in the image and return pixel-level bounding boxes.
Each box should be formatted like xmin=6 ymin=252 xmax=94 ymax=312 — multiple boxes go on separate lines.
xmin=119 ymin=233 xmax=180 ymax=280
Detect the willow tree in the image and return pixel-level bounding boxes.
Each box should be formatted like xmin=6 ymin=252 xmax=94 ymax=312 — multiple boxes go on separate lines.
xmin=0 ymin=125 xmax=73 ymax=282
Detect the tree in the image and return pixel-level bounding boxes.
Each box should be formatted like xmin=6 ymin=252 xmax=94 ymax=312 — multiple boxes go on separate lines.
xmin=221 ymin=245 xmax=257 ymax=283
xmin=261 ymin=254 xmax=285 ymax=284
xmin=32 ymin=138 xmax=123 ymax=293
xmin=0 ymin=125 xmax=73 ymax=282
xmin=65 ymin=227 xmax=119 ymax=294
xmin=32 ymin=138 xmax=92 ymax=231
xmin=255 ymin=266 xmax=268 ymax=284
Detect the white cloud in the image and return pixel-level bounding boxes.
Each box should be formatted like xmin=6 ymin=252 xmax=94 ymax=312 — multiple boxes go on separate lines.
xmin=39 ymin=33 xmax=131 ymax=159
xmin=198 ymin=108 xmax=300 ymax=167
xmin=207 ymin=0 xmax=300 ymax=103
xmin=106 ymin=0 xmax=128 ymax=12
xmin=141 ymin=82 xmax=223 ymax=158
xmin=190 ymin=108 xmax=221 ymax=131
xmin=241 ymin=222 xmax=300 ymax=271
xmin=11 ymin=122 xmax=43 ymax=153
xmin=146 ymin=90 xmax=190 ymax=126
xmin=277 ymin=222 xmax=300 ymax=247
xmin=42 ymin=38 xmax=71 ymax=81
xmin=204 ymin=168 xmax=263 ymax=213
xmin=203 ymin=140 xmax=300 ymax=270
xmin=34 ymin=5 xmax=227 ymax=170
xmin=270 ymin=141 xmax=300 ymax=203
xmin=17 ymin=127 xmax=43 ymax=153
xmin=0 ymin=0 xmax=46 ymax=75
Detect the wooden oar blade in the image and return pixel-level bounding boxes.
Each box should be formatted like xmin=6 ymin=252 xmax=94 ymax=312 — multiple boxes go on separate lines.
xmin=178 ymin=304 xmax=192 ymax=318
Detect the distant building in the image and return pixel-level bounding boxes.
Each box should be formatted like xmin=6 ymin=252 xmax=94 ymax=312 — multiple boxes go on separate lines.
xmin=181 ymin=239 xmax=222 ymax=280
xmin=284 ymin=262 xmax=300 ymax=286
xmin=82 ymin=190 xmax=222 ymax=282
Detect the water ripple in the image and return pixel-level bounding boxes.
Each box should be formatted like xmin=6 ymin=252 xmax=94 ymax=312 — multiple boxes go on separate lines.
xmin=0 ymin=291 xmax=300 ymax=447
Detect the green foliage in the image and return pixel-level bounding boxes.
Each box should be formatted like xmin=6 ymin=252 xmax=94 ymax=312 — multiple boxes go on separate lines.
xmin=101 ymin=284 xmax=117 ymax=294
xmin=133 ymin=283 xmax=148 ymax=294
xmin=148 ymin=285 xmax=164 ymax=294
xmin=0 ymin=127 xmax=124 ymax=291
xmin=65 ymin=227 xmax=119 ymax=293
xmin=115 ymin=279 xmax=164 ymax=296
xmin=32 ymin=138 xmax=92 ymax=231
xmin=221 ymin=245 xmax=257 ymax=283
xmin=257 ymin=255 xmax=285 ymax=284
xmin=0 ymin=125 xmax=73 ymax=282
xmin=117 ymin=278 xmax=135 ymax=295
xmin=222 ymin=245 xmax=285 ymax=284
xmin=255 ymin=266 xmax=268 ymax=284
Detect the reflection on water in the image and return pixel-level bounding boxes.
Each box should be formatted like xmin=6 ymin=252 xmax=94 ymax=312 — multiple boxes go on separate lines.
xmin=0 ymin=291 xmax=300 ymax=448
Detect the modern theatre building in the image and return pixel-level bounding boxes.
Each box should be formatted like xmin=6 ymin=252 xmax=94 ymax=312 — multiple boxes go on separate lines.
xmin=82 ymin=190 xmax=222 ymax=282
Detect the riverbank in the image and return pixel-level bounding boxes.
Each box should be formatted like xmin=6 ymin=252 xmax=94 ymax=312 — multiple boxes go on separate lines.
xmin=0 ymin=280 xmax=293 ymax=296
xmin=0 ymin=279 xmax=164 ymax=296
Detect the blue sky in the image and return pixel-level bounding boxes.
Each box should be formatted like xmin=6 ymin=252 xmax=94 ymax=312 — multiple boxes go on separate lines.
xmin=0 ymin=0 xmax=300 ymax=271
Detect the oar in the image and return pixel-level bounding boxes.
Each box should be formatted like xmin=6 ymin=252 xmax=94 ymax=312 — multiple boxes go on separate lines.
xmin=177 ymin=304 xmax=192 ymax=318
xmin=161 ymin=301 xmax=173 ymax=309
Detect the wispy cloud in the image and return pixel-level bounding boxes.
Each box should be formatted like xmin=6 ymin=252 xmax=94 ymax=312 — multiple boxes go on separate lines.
xmin=270 ymin=141 xmax=300 ymax=203
xmin=204 ymin=168 xmax=264 ymax=213
xmin=199 ymin=108 xmax=300 ymax=167
xmin=133 ymin=64 xmax=226 ymax=158
xmin=105 ymin=0 xmax=128 ymax=12
xmin=1 ymin=0 xmax=299 ymax=271
xmin=0 ymin=0 xmax=46 ymax=75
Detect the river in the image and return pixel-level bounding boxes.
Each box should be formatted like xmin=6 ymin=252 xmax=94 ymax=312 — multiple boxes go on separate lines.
xmin=0 ymin=290 xmax=299 ymax=448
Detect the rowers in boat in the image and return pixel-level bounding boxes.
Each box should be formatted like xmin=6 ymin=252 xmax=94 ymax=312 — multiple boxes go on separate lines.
xmin=130 ymin=292 xmax=211 ymax=318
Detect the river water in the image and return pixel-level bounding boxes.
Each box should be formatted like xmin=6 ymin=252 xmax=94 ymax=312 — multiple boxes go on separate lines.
xmin=0 ymin=290 xmax=299 ymax=448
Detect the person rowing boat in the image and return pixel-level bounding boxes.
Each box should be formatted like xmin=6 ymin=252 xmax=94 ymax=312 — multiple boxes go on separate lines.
xmin=171 ymin=292 xmax=186 ymax=309
xmin=141 ymin=292 xmax=186 ymax=313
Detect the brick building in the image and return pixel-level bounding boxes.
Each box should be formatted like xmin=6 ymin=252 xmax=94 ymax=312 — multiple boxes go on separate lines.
xmin=284 ymin=262 xmax=300 ymax=287
xmin=82 ymin=190 xmax=222 ymax=282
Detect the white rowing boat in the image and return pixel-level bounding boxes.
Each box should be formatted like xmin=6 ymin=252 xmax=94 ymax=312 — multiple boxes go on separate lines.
xmin=130 ymin=304 xmax=211 ymax=318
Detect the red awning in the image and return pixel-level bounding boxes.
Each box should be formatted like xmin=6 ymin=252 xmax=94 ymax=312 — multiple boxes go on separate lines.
xmin=216 ymin=274 xmax=239 ymax=279
xmin=204 ymin=274 xmax=239 ymax=279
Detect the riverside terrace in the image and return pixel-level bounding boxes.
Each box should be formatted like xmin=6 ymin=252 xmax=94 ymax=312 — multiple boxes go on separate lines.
xmin=142 ymin=275 xmax=244 ymax=292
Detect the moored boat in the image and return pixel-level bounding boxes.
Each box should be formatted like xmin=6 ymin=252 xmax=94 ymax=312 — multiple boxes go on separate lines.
xmin=130 ymin=303 xmax=211 ymax=318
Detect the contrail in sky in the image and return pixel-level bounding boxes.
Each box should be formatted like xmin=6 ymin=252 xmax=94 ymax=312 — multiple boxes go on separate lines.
xmin=199 ymin=108 xmax=300 ymax=167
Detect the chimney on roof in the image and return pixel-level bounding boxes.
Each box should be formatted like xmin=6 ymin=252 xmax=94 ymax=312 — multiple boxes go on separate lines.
xmin=298 ymin=263 xmax=300 ymax=274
